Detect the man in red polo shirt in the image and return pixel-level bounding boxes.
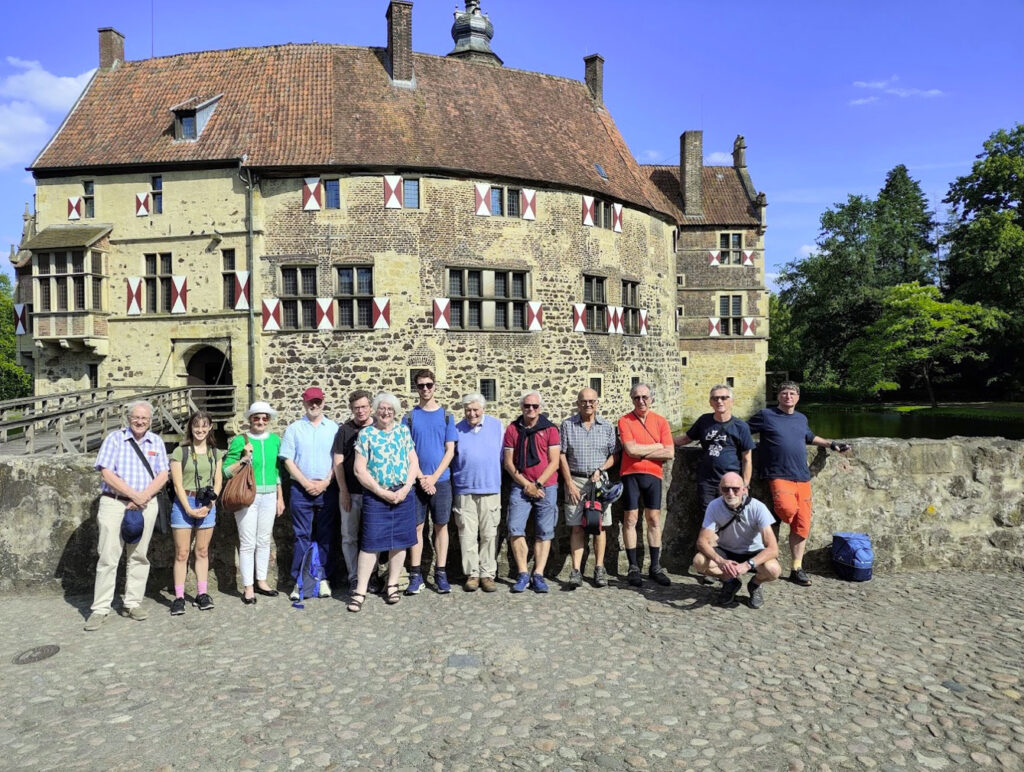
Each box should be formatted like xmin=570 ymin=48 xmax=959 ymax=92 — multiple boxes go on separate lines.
xmin=617 ymin=382 xmax=675 ymax=587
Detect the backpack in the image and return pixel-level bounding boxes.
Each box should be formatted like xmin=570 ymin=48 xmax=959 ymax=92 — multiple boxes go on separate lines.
xmin=831 ymin=532 xmax=873 ymax=581
xmin=292 ymin=542 xmax=325 ymax=608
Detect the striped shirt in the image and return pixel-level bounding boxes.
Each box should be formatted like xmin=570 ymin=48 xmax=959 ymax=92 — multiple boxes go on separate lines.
xmin=95 ymin=427 xmax=169 ymax=493
xmin=559 ymin=414 xmax=619 ymax=475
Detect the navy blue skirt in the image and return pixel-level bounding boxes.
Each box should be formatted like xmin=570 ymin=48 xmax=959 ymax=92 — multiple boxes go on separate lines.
xmin=360 ymin=489 xmax=417 ymax=552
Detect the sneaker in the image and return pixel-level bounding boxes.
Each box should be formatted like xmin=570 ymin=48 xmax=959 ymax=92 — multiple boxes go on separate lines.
xmin=196 ymin=593 xmax=214 ymax=611
xmin=748 ymin=580 xmax=765 ymax=609
xmin=511 ymin=572 xmax=530 ymax=593
xmin=715 ymin=578 xmax=742 ymax=607
xmin=593 ymin=566 xmax=608 ymax=587
xmin=480 ymin=577 xmax=498 ymax=593
xmin=405 ymin=573 xmax=424 ymax=595
xmin=170 ymin=597 xmax=186 ymax=615
xmin=463 ymin=577 xmax=480 ymax=592
xmin=120 ymin=605 xmax=148 ymax=621
xmin=649 ymin=567 xmax=672 ymax=587
xmin=83 ymin=612 xmax=108 ymax=631
xmin=568 ymin=568 xmax=583 ymax=589
xmin=627 ymin=566 xmax=643 ymax=587
xmin=435 ymin=569 xmax=451 ymax=594
xmin=790 ymin=568 xmax=812 ymax=587
xmin=318 ymin=579 xmax=332 ymax=598
xmin=289 ymin=588 xmax=300 ymax=602
xmin=531 ymin=573 xmax=549 ymax=593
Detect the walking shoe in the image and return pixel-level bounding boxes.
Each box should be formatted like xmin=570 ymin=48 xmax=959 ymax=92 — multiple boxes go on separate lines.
xmin=714 ymin=578 xmax=742 ymax=607
xmin=531 ymin=573 xmax=549 ymax=593
xmin=511 ymin=572 xmax=530 ymax=593
xmin=697 ymin=575 xmax=715 ymax=585
xmin=790 ymin=568 xmax=812 ymax=587
xmin=83 ymin=612 xmax=108 ymax=631
xmin=368 ymin=571 xmax=383 ymax=595
xmin=120 ymin=605 xmax=148 ymax=621
xmin=289 ymin=588 xmax=300 ymax=602
xmin=463 ymin=577 xmax=480 ymax=592
xmin=748 ymin=580 xmax=765 ymax=609
xmin=568 ymin=568 xmax=583 ymax=589
xmin=170 ymin=597 xmax=186 ymax=615
xmin=196 ymin=593 xmax=215 ymax=611
xmin=318 ymin=579 xmax=332 ymax=598
xmin=627 ymin=566 xmax=643 ymax=587
xmin=649 ymin=567 xmax=672 ymax=587
xmin=405 ymin=573 xmax=424 ymax=595
xmin=593 ymin=566 xmax=608 ymax=587
xmin=480 ymin=577 xmax=498 ymax=592
xmin=434 ymin=569 xmax=451 ymax=594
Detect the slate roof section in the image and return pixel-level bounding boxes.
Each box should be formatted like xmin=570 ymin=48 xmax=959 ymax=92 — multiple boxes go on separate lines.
xmin=32 ymin=44 xmax=676 ymax=219
xmin=644 ymin=164 xmax=761 ymax=227
xmin=22 ymin=224 xmax=113 ymax=251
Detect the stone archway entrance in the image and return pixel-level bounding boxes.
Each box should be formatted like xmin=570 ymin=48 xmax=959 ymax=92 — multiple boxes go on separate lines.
xmin=186 ymin=345 xmax=233 ymax=416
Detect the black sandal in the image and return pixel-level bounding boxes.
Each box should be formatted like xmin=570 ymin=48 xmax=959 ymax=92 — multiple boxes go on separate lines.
xmin=385 ymin=584 xmax=401 ymax=605
xmin=346 ymin=592 xmax=365 ymax=613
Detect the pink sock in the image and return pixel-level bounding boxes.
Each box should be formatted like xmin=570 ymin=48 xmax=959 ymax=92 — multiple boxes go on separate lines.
xmin=197 ymin=581 xmax=208 ymax=595
xmin=174 ymin=584 xmax=185 ymax=598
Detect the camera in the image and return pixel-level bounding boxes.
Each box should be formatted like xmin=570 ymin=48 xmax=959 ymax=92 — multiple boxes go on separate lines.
xmin=195 ymin=486 xmax=218 ymax=507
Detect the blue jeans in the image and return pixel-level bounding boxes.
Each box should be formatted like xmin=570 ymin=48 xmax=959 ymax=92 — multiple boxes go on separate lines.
xmin=289 ymin=483 xmax=339 ymax=581
xmin=507 ymin=485 xmax=557 ymax=541
xmin=414 ymin=478 xmax=452 ymax=526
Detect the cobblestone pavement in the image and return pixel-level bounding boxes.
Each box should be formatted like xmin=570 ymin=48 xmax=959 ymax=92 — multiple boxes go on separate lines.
xmin=0 ymin=570 xmax=1021 ymax=771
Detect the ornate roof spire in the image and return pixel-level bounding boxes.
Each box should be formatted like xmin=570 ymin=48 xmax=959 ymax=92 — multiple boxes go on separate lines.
xmin=447 ymin=1 xmax=502 ymax=66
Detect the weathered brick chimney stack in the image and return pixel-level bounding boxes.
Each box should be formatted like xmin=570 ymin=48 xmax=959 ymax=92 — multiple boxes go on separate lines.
xmin=680 ymin=130 xmax=703 ymax=217
xmin=584 ymin=54 xmax=604 ymax=107
xmin=387 ymin=1 xmax=414 ymax=83
xmin=98 ymin=27 xmax=125 ymax=70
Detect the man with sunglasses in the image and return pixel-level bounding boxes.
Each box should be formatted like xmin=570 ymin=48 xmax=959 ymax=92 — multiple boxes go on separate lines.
xmin=617 ymin=382 xmax=675 ymax=587
xmin=403 ymin=369 xmax=457 ymax=595
xmin=691 ymin=472 xmax=781 ymax=608
xmin=332 ymin=389 xmax=375 ymax=593
xmin=280 ymin=386 xmax=340 ymax=600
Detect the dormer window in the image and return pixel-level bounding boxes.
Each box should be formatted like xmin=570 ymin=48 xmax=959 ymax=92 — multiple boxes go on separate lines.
xmin=179 ymin=113 xmax=197 ymax=140
xmin=170 ymin=94 xmax=221 ymax=141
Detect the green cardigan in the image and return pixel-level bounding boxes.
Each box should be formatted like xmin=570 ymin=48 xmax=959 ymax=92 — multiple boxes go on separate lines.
xmin=222 ymin=432 xmax=282 ymax=494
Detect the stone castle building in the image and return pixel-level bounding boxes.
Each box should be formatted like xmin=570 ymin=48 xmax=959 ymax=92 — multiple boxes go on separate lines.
xmin=10 ymin=1 xmax=767 ymax=426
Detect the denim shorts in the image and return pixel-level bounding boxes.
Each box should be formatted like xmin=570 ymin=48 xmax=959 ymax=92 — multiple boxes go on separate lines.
xmin=170 ymin=495 xmax=217 ymax=529
xmin=507 ymin=484 xmax=557 ymax=541
xmin=414 ymin=478 xmax=452 ymax=526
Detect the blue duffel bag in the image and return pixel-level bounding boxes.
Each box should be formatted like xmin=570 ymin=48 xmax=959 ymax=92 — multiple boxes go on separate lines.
xmin=831 ymin=532 xmax=873 ymax=581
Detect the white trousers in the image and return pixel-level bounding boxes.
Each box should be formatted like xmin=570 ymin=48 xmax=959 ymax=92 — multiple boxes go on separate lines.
xmin=234 ymin=491 xmax=277 ymax=586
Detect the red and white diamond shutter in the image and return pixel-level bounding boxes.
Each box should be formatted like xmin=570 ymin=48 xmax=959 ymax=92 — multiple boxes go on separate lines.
xmin=303 ymin=178 xmax=322 ymax=211
xmin=234 ymin=271 xmax=251 ymax=311
xmin=708 ymin=318 xmax=721 ymax=337
xmin=384 ymin=176 xmax=403 ymax=209
xmin=135 ymin=193 xmax=149 ymax=217
xmin=433 ymin=298 xmax=451 ymax=330
xmin=13 ymin=304 xmax=27 ymax=335
xmin=262 ymin=299 xmax=281 ymax=331
xmin=612 ymin=203 xmax=623 ymax=233
xmin=126 ymin=277 xmax=143 ymax=315
xmin=639 ymin=309 xmax=649 ymax=336
xmin=742 ymin=318 xmax=756 ymax=336
xmin=581 ymin=196 xmax=595 ymax=226
xmin=315 ymin=298 xmax=334 ymax=330
xmin=708 ymin=251 xmax=721 ymax=267
xmin=572 ymin=303 xmax=586 ymax=332
xmin=527 ymin=301 xmax=543 ymax=331
xmin=474 ymin=183 xmax=491 ymax=216
xmin=521 ymin=189 xmax=537 ymax=220
xmin=372 ymin=297 xmax=391 ymax=329
xmin=170 ymin=276 xmax=188 ymax=314
xmin=742 ymin=250 xmax=755 ymax=266
xmin=606 ymin=306 xmax=623 ymax=334
xmin=67 ymin=197 xmax=82 ymax=220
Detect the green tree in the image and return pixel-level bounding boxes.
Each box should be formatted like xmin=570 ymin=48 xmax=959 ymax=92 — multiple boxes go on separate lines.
xmin=874 ymin=164 xmax=938 ymax=286
xmin=0 ymin=274 xmax=32 ymax=400
xmin=845 ymin=283 xmax=1003 ymax=407
xmin=766 ymin=291 xmax=803 ymax=376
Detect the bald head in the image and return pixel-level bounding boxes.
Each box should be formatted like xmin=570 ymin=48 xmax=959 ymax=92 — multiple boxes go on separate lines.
xmin=719 ymin=472 xmax=746 ymax=507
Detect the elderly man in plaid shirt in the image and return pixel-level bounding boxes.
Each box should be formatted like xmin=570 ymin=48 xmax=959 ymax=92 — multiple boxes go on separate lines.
xmin=84 ymin=400 xmax=169 ymax=631
xmin=559 ymin=387 xmax=619 ymax=588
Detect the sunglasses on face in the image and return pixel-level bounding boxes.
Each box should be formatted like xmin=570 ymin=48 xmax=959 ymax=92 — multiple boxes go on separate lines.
xmin=720 ymin=486 xmax=743 ymax=493
xmin=306 ymin=399 xmax=323 ymax=406
xmin=522 ymin=403 xmax=540 ymax=410
xmin=711 ymin=396 xmax=731 ymax=401
xmin=416 ymin=382 xmax=435 ymax=390
xmin=251 ymin=415 xmax=269 ymax=422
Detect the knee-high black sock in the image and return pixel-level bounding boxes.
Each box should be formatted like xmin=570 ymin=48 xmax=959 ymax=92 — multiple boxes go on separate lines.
xmin=649 ymin=546 xmax=661 ymax=571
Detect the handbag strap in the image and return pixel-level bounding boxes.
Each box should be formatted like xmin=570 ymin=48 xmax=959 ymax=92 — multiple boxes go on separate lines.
xmin=128 ymin=436 xmax=157 ymax=480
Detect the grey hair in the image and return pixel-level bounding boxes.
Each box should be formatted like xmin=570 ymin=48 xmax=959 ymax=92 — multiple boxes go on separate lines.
xmin=462 ymin=392 xmax=486 ymax=408
xmin=709 ymin=384 xmax=733 ymax=399
xmin=777 ymin=380 xmax=800 ymax=394
xmin=520 ymin=390 xmax=543 ymax=408
xmin=371 ymin=392 xmax=402 ymax=414
xmin=126 ymin=400 xmax=154 ymax=418
xmin=629 ymin=382 xmax=654 ymax=400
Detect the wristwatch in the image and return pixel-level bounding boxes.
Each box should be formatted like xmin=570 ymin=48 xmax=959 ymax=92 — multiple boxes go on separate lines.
xmin=747 ymin=559 xmax=757 ymax=571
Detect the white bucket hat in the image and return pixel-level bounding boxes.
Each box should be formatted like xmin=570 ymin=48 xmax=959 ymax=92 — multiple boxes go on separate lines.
xmin=245 ymin=401 xmax=278 ymax=419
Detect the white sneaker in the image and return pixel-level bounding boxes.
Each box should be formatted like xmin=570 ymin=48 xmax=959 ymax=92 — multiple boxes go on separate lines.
xmin=289 ymin=588 xmax=300 ymax=602
xmin=318 ymin=579 xmax=332 ymax=598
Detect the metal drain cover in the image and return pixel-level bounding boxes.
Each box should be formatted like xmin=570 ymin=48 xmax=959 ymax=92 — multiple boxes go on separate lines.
xmin=12 ymin=645 xmax=60 ymax=665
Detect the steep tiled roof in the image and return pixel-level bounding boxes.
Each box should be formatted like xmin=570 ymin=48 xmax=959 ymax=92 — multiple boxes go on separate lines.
xmin=32 ymin=44 xmax=675 ymax=218
xmin=643 ymin=164 xmax=760 ymax=226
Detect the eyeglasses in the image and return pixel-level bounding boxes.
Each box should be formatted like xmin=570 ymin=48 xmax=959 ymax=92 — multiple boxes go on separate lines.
xmin=306 ymin=399 xmax=323 ymax=406
xmin=251 ymin=415 xmax=269 ymax=422
xmin=416 ymin=382 xmax=435 ymax=390
xmin=578 ymin=399 xmax=598 ymax=405
xmin=632 ymin=395 xmax=651 ymax=402
xmin=710 ymin=395 xmax=731 ymax=401
xmin=720 ymin=486 xmax=743 ymax=493
xmin=522 ymin=403 xmax=540 ymax=410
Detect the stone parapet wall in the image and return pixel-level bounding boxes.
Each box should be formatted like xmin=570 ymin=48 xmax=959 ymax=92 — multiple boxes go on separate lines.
xmin=1 ymin=437 xmax=1021 ymax=595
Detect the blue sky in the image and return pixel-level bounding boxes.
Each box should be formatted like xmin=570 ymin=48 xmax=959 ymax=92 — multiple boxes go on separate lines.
xmin=2 ymin=0 xmax=1022 ymax=285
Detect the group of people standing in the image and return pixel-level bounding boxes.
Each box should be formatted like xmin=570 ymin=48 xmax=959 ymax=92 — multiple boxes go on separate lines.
xmin=82 ymin=375 xmax=849 ymax=630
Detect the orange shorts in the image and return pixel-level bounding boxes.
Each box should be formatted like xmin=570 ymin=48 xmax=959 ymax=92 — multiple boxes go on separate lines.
xmin=768 ymin=479 xmax=812 ymax=539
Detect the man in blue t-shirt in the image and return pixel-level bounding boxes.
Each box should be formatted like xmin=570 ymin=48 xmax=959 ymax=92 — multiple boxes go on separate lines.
xmin=402 ymin=369 xmax=458 ymax=595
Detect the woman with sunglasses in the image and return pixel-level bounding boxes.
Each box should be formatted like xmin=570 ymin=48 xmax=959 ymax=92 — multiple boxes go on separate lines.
xmin=223 ymin=402 xmax=285 ymax=604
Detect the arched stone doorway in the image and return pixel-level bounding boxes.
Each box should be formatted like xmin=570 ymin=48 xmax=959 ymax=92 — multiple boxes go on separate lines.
xmin=186 ymin=345 xmax=233 ymax=416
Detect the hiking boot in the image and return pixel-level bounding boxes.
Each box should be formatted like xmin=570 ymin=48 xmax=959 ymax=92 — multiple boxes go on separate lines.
xmin=170 ymin=597 xmax=186 ymax=616
xmin=531 ymin=573 xmax=549 ymax=593
xmin=714 ymin=578 xmax=741 ymax=607
xmin=627 ymin=566 xmax=643 ymax=587
xmin=511 ymin=572 xmax=530 ymax=593
xmin=405 ymin=573 xmax=424 ymax=595
xmin=568 ymin=568 xmax=583 ymax=589
xmin=120 ymin=605 xmax=148 ymax=621
xmin=480 ymin=577 xmax=497 ymax=592
xmin=196 ymin=593 xmax=214 ymax=611
xmin=435 ymin=569 xmax=451 ymax=594
xmin=83 ymin=612 xmax=108 ymax=631
xmin=649 ymin=567 xmax=671 ymax=587
xmin=790 ymin=568 xmax=812 ymax=587
xmin=318 ymin=579 xmax=332 ymax=598
xmin=748 ymin=580 xmax=765 ymax=609
xmin=593 ymin=566 xmax=608 ymax=587
xmin=463 ymin=577 xmax=480 ymax=592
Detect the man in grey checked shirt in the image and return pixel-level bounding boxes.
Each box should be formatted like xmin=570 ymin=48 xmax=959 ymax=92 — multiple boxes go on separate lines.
xmin=559 ymin=387 xmax=619 ymax=588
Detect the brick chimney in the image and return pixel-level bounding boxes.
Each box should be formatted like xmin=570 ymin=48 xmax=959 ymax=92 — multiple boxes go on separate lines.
xmin=98 ymin=27 xmax=125 ymax=70
xmin=387 ymin=1 xmax=414 ymax=83
xmin=584 ymin=54 xmax=604 ymax=107
xmin=680 ymin=131 xmax=703 ymax=217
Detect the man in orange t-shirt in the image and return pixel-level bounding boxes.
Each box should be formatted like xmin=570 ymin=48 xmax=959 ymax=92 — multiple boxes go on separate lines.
xmin=617 ymin=382 xmax=675 ymax=588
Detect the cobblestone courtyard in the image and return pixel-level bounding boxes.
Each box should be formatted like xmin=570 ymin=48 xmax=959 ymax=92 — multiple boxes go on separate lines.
xmin=0 ymin=570 xmax=1021 ymax=770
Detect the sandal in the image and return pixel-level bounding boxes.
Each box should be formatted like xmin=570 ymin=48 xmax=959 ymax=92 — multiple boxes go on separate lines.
xmin=346 ymin=592 xmax=365 ymax=613
xmin=385 ymin=584 xmax=401 ymax=605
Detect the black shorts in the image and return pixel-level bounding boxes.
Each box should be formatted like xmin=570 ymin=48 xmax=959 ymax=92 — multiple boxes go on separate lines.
xmin=714 ymin=546 xmax=759 ymax=569
xmin=622 ymin=473 xmax=662 ymax=510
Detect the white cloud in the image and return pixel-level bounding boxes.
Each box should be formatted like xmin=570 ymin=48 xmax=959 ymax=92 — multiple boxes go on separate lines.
xmin=705 ymin=151 xmax=731 ymax=164
xmin=0 ymin=101 xmax=51 ymax=167
xmin=1 ymin=57 xmax=94 ymax=113
xmin=798 ymin=244 xmax=815 ymax=258
xmin=641 ymin=149 xmax=663 ymax=161
xmin=851 ymin=74 xmax=943 ymax=104
xmin=849 ymin=96 xmax=879 ymax=107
